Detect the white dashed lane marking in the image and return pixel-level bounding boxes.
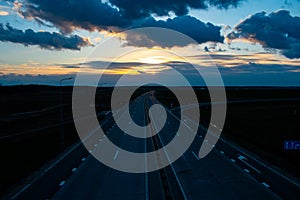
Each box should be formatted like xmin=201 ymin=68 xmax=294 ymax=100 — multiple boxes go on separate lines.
xmin=59 ymin=181 xmax=66 ymax=187
xmin=238 ymin=154 xmax=262 ymax=174
xmin=262 ymin=182 xmax=270 ymax=188
xmin=114 ymin=150 xmax=119 ymax=160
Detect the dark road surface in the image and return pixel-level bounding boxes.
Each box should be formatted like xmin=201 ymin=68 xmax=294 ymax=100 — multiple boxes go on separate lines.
xmin=10 ymin=92 xmax=300 ymax=200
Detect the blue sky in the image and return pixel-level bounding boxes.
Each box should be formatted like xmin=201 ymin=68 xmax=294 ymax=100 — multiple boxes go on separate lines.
xmin=0 ymin=0 xmax=300 ymax=86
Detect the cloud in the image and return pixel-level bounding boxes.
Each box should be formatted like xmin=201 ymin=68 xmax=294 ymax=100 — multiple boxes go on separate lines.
xmin=0 ymin=3 xmax=10 ymax=16
xmin=0 ymin=23 xmax=91 ymax=50
xmin=62 ymin=65 xmax=81 ymax=69
xmin=227 ymin=10 xmax=300 ymax=59
xmin=125 ymin=16 xmax=224 ymax=47
xmin=17 ymin=0 xmax=131 ymax=34
xmin=109 ymin=0 xmax=244 ymax=18
xmin=0 ymin=10 xmax=9 ymax=16
xmin=18 ymin=0 xmax=244 ymax=30
xmin=219 ymin=63 xmax=300 ymax=74
xmin=219 ymin=63 xmax=300 ymax=86
xmin=12 ymin=0 xmax=230 ymax=48
xmin=93 ymin=37 xmax=102 ymax=43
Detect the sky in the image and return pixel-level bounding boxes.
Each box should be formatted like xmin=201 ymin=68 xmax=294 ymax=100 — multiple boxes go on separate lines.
xmin=0 ymin=0 xmax=300 ymax=86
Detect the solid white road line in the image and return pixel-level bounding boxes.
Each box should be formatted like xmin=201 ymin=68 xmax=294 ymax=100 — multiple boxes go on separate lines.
xmin=241 ymin=160 xmax=262 ymax=174
xmin=191 ymin=151 xmax=200 ymax=161
xmin=11 ymin=184 xmax=31 ymax=199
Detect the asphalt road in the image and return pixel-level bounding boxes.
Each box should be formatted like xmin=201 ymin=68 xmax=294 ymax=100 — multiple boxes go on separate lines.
xmin=9 ymin=92 xmax=300 ymax=199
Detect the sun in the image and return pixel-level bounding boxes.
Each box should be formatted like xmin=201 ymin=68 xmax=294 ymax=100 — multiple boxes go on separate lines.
xmin=139 ymin=56 xmax=167 ymax=64
xmin=116 ymin=48 xmax=185 ymax=64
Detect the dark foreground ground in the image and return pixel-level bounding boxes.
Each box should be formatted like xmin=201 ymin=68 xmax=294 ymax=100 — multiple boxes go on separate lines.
xmin=0 ymin=85 xmax=299 ymax=197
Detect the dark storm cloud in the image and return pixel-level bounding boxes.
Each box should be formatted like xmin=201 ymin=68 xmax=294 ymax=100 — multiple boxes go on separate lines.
xmin=125 ymin=16 xmax=224 ymax=47
xmin=62 ymin=65 xmax=81 ymax=69
xmin=219 ymin=63 xmax=300 ymax=74
xmin=18 ymin=0 xmax=129 ymax=34
xmin=12 ymin=0 xmax=232 ymax=47
xmin=18 ymin=0 xmax=244 ymax=30
xmin=227 ymin=10 xmax=300 ymax=58
xmin=109 ymin=0 xmax=244 ymax=18
xmin=0 ymin=23 xmax=91 ymax=50
xmin=85 ymin=60 xmax=145 ymax=68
